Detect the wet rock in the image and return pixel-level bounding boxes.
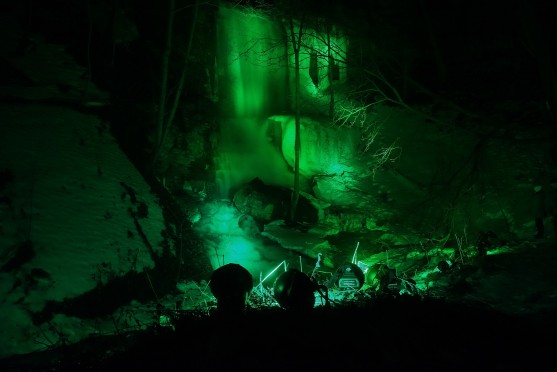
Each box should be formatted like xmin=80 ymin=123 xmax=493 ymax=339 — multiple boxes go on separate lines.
xmin=233 ymin=178 xmax=318 ymax=224
xmin=279 ymin=116 xmax=360 ymax=177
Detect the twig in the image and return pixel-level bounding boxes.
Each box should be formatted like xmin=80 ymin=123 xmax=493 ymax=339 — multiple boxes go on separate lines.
xmin=145 ymin=270 xmax=159 ymax=301
xmin=35 ymin=325 xmax=54 ymax=348
xmin=455 ymin=233 xmax=465 ymax=264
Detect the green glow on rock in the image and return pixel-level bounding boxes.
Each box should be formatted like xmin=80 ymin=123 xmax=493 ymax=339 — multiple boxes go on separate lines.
xmin=486 ymin=247 xmax=508 ymax=255
xmin=272 ymin=115 xmax=360 ymax=176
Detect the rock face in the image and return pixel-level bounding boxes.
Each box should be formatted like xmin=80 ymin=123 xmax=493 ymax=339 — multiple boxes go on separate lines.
xmin=0 ymin=104 xmax=167 ymax=359
xmin=233 ymin=178 xmax=289 ymax=222
xmin=276 ymin=115 xmax=361 ymax=177
xmin=312 ymin=173 xmax=375 ymax=208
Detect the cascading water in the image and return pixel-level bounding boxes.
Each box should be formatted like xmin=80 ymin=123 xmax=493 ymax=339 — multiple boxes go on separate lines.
xmin=217 ymin=4 xmax=288 ymax=120
xmin=199 ymin=4 xmax=354 ymax=277
xmin=195 ymin=3 xmax=303 ymax=278
xmin=214 ymin=3 xmax=292 ymax=199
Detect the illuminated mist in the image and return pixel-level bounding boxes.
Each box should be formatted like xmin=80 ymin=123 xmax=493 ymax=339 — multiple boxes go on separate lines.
xmin=193 ymin=201 xmax=309 ymax=281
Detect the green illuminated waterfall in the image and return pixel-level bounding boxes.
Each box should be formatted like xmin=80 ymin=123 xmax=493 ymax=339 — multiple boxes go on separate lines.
xmin=215 ymin=4 xmax=292 ymax=198
xmin=217 ymin=5 xmax=287 ymax=117
xmin=205 ymin=4 xmax=353 ymax=275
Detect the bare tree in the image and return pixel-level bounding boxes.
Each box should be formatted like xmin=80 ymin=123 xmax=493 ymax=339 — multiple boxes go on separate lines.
xmin=155 ymin=0 xmax=175 ymax=164
xmin=152 ymin=0 xmax=201 ymax=171
xmin=287 ymin=15 xmax=305 ymax=222
xmin=325 ymin=21 xmax=339 ymax=119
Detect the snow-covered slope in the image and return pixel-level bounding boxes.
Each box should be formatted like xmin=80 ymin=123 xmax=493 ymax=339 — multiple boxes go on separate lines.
xmin=0 ymin=104 xmax=165 ymax=358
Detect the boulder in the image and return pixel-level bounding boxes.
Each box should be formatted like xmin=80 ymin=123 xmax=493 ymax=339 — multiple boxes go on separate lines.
xmin=232 ymin=178 xmax=318 ymax=225
xmin=273 ymin=115 xmax=361 ymax=177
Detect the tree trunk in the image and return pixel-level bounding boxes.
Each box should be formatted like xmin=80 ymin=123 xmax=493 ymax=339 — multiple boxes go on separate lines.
xmin=155 ymin=0 xmax=174 ymax=162
xmin=288 ymin=17 xmax=303 ymax=222
xmin=152 ymin=0 xmax=200 ymax=169
xmin=327 ymin=22 xmax=335 ymax=119
xmin=162 ymin=0 xmax=200 ymax=146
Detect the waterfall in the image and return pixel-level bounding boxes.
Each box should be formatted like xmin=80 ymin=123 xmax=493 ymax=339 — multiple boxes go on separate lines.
xmin=217 ymin=4 xmax=287 ymax=117
xmin=215 ymin=4 xmax=291 ymax=198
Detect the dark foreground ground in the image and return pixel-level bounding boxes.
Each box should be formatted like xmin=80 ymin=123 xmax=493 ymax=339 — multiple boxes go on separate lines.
xmin=0 ymin=295 xmax=555 ymax=372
